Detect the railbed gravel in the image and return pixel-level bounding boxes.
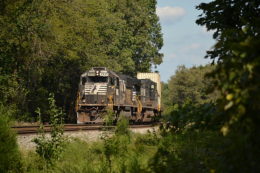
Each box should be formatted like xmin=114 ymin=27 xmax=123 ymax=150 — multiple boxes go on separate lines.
xmin=17 ymin=126 xmax=158 ymax=150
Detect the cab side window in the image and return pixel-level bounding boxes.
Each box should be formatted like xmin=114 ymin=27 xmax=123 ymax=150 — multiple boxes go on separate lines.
xmin=116 ymin=78 xmax=119 ymax=88
xmin=82 ymin=77 xmax=87 ymax=85
xmin=110 ymin=77 xmax=115 ymax=86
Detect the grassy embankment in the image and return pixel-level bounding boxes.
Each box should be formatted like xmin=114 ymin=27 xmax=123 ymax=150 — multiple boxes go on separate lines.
xmin=1 ymin=102 xmax=257 ymax=173
xmin=21 ymin=125 xmax=250 ymax=173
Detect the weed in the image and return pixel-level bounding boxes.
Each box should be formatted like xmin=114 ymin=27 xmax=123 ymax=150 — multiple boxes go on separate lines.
xmin=33 ymin=93 xmax=65 ymax=165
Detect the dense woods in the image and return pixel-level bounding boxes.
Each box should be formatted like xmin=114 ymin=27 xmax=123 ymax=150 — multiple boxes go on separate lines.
xmin=0 ymin=0 xmax=163 ymax=122
xmin=0 ymin=0 xmax=259 ymax=172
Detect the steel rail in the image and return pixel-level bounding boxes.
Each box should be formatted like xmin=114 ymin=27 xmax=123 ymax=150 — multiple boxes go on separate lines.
xmin=12 ymin=124 xmax=157 ymax=135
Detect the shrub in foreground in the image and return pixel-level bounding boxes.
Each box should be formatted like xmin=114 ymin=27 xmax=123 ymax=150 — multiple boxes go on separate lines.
xmin=0 ymin=104 xmax=22 ymax=173
xmin=33 ymin=94 xmax=65 ymax=165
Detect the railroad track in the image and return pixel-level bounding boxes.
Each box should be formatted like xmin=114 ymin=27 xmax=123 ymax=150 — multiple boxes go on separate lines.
xmin=12 ymin=124 xmax=157 ymax=135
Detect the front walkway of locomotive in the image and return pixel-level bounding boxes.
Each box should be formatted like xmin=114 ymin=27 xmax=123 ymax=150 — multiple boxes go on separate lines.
xmin=76 ymin=67 xmax=161 ymax=124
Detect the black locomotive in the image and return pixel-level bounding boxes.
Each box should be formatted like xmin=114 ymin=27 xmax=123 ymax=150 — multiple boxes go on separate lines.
xmin=76 ymin=67 xmax=161 ymax=124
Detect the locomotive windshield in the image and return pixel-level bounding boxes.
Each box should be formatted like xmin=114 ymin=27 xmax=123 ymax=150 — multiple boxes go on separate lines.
xmin=88 ymin=76 xmax=108 ymax=83
xmin=81 ymin=76 xmax=108 ymax=84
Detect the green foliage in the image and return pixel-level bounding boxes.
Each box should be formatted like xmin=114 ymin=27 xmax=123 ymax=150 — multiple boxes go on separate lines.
xmin=0 ymin=104 xmax=22 ymax=173
xmin=161 ymin=65 xmax=220 ymax=132
xmin=22 ymin=127 xmax=260 ymax=173
xmin=164 ymin=101 xmax=217 ymax=132
xmin=0 ymin=0 xmax=163 ymax=122
xmin=33 ymin=93 xmax=65 ymax=165
xmin=159 ymin=50 xmax=259 ymax=171
xmin=150 ymin=130 xmax=260 ymax=173
xmin=166 ymin=65 xmax=218 ymax=106
xmin=103 ymin=109 xmax=114 ymax=126
xmin=134 ymin=130 xmax=159 ymax=146
xmin=23 ymin=128 xmax=158 ymax=172
xmin=101 ymin=115 xmax=130 ymax=172
xmin=115 ymin=115 xmax=130 ymax=136
xmin=161 ymin=82 xmax=170 ymax=109
xmin=196 ymin=0 xmax=260 ymax=137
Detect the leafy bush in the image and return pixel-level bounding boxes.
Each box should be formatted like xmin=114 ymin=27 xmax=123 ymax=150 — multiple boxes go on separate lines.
xmin=115 ymin=115 xmax=130 ymax=136
xmin=33 ymin=93 xmax=65 ymax=165
xmin=0 ymin=104 xmax=23 ymax=173
xmin=149 ymin=130 xmax=260 ymax=173
xmin=164 ymin=101 xmax=218 ymax=132
xmin=103 ymin=109 xmax=114 ymax=126
xmin=134 ymin=130 xmax=159 ymax=146
xmin=101 ymin=115 xmax=131 ymax=172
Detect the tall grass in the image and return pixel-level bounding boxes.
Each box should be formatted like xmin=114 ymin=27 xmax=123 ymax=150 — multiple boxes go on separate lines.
xmin=22 ymin=126 xmax=258 ymax=172
xmin=22 ymin=122 xmax=158 ymax=173
xmin=21 ymin=113 xmax=259 ymax=172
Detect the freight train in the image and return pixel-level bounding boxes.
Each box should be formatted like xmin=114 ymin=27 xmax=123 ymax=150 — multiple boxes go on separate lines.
xmin=76 ymin=67 xmax=161 ymax=124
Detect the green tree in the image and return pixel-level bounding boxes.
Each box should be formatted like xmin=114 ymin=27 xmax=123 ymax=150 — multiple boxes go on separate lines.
xmin=196 ymin=1 xmax=260 ymax=171
xmin=161 ymin=82 xmax=170 ymax=109
xmin=109 ymin=0 xmax=163 ymax=74
xmin=167 ymin=65 xmax=217 ymax=106
xmin=161 ymin=65 xmax=219 ymax=132
xmin=196 ymin=0 xmax=260 ymax=137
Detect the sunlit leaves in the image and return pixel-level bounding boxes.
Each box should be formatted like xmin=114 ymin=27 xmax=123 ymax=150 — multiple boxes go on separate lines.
xmin=196 ymin=0 xmax=260 ymax=136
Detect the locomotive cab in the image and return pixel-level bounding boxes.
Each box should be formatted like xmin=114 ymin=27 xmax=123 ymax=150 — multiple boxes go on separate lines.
xmin=77 ymin=67 xmax=119 ymax=123
xmin=78 ymin=67 xmax=113 ymax=104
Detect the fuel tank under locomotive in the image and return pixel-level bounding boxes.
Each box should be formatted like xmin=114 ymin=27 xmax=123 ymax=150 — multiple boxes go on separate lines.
xmin=76 ymin=67 xmax=161 ymax=124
